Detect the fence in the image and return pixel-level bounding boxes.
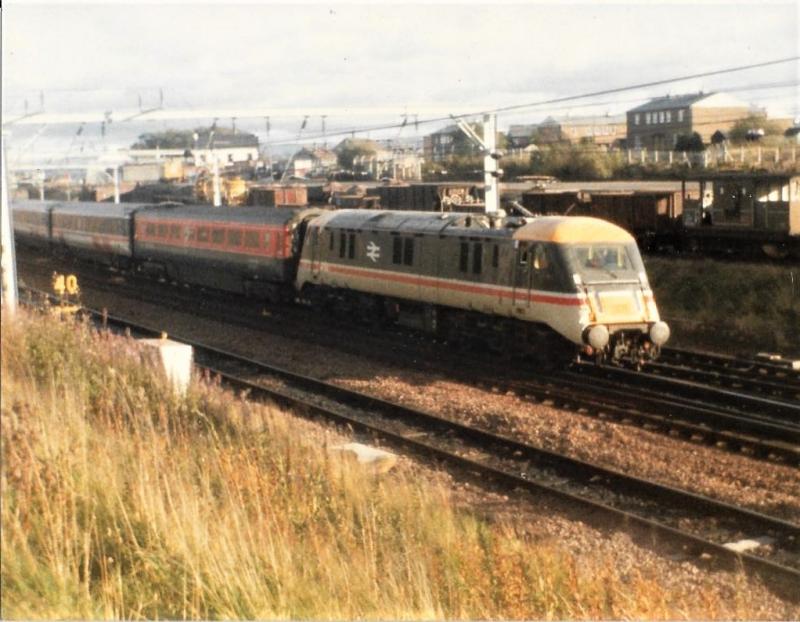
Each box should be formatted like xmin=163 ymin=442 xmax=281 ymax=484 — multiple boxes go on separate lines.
xmin=624 ymin=145 xmax=798 ymax=170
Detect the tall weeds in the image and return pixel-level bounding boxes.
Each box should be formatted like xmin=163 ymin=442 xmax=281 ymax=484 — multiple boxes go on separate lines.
xmin=0 ymin=309 xmax=771 ymax=619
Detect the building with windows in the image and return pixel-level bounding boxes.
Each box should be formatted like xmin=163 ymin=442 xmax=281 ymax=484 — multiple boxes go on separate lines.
xmin=423 ymin=125 xmax=483 ymax=162
xmin=534 ymin=115 xmax=625 ymax=148
xmin=626 ymin=92 xmax=750 ymax=150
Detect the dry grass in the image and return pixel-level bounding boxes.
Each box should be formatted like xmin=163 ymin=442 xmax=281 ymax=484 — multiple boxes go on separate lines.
xmin=0 ymin=308 xmax=779 ymax=619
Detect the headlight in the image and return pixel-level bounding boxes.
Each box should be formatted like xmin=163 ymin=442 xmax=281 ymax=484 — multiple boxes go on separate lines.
xmin=585 ymin=324 xmax=610 ymax=349
xmin=649 ymin=321 xmax=670 ymax=346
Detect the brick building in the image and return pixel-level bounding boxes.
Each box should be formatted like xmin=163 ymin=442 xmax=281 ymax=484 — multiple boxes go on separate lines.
xmin=535 ymin=114 xmax=626 ymax=148
xmin=626 ymin=92 xmax=750 ymax=150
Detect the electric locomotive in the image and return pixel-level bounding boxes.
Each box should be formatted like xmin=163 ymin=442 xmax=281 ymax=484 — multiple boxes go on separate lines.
xmin=296 ymin=210 xmax=669 ymax=364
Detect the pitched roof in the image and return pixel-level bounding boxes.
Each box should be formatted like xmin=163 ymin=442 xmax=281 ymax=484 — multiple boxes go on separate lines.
xmin=629 ymin=92 xmax=723 ymax=113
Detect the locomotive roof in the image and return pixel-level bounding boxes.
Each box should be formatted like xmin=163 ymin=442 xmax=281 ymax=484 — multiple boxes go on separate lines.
xmin=137 ymin=205 xmax=323 ymax=226
xmin=311 ymin=209 xmax=513 ymax=238
xmin=513 ymin=216 xmax=635 ymax=244
xmin=314 ymin=209 xmax=634 ymax=244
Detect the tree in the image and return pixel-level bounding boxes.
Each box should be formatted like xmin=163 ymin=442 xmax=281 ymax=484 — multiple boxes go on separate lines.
xmin=674 ymin=133 xmax=705 ymax=152
xmin=729 ymin=114 xmax=783 ymax=143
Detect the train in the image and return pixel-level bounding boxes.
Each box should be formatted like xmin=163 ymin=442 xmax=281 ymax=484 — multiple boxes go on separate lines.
xmin=11 ymin=199 xmax=670 ymax=366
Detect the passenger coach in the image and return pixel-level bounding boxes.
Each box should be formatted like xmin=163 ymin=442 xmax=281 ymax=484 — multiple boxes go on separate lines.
xmin=134 ymin=205 xmax=323 ymax=300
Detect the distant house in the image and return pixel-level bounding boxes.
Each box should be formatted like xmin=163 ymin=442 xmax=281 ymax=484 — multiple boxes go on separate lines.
xmin=290 ymin=147 xmax=338 ymax=176
xmin=534 ymin=115 xmax=626 ymax=148
xmin=507 ymin=124 xmax=539 ymax=150
xmin=626 ymin=92 xmax=750 ymax=150
xmin=423 ymin=125 xmax=482 ymax=162
xmin=129 ymin=127 xmax=259 ymax=166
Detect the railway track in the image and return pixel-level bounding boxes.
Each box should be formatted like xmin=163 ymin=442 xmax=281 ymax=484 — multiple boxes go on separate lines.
xmin=19 ymin=288 xmax=800 ymax=602
xmin=16 ymin=254 xmax=800 ymax=465
xmin=640 ymin=349 xmax=800 ymax=403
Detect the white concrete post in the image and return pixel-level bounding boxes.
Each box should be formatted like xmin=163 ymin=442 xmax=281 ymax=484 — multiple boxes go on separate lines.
xmin=740 ymin=146 xmax=745 ymax=163
xmin=774 ymin=148 xmax=779 ymax=164
xmin=793 ymin=147 xmax=797 ymax=163
xmin=627 ymin=149 xmax=632 ymax=165
xmin=668 ymin=150 xmax=673 ymax=165
xmin=483 ymin=113 xmax=500 ymax=214
xmin=113 ymin=166 xmax=120 ymax=204
xmin=757 ymin=147 xmax=762 ymax=165
xmin=38 ymin=169 xmax=45 ymax=200
xmin=703 ymin=151 xmax=708 ymax=167
xmin=1 ymin=143 xmax=19 ymax=314
xmin=641 ymin=148 xmax=646 ymax=164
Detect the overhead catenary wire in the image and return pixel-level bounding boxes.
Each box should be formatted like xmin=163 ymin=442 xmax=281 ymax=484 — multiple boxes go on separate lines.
xmin=263 ymin=57 xmax=799 ymax=146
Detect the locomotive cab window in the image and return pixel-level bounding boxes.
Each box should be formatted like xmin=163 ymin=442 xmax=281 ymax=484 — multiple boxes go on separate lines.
xmin=329 ymin=230 xmax=334 ymax=251
xmin=339 ymin=232 xmax=346 ymax=258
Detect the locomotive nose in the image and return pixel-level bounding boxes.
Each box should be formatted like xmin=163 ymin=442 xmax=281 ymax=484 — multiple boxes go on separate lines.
xmin=649 ymin=321 xmax=670 ymax=346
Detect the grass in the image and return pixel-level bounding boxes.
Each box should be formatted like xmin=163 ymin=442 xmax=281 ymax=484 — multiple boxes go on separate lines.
xmin=645 ymin=257 xmax=800 ymax=355
xmin=0 ymin=308 xmax=787 ymax=619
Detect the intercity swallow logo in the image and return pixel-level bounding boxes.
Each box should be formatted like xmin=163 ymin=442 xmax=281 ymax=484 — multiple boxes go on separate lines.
xmin=366 ymin=241 xmax=381 ymax=262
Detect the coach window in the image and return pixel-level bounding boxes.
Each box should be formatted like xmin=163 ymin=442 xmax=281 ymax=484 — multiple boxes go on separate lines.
xmin=459 ymin=241 xmax=469 ymax=272
xmin=339 ymin=232 xmax=346 ymax=258
xmin=170 ymin=224 xmax=180 ymax=238
xmin=392 ymin=236 xmax=403 ymax=264
xmin=211 ymin=229 xmax=225 ymax=244
xmin=244 ymin=231 xmax=260 ymax=248
xmin=472 ymin=242 xmax=483 ymax=274
xmin=263 ymin=231 xmax=272 ymax=250
xmin=491 ymin=244 xmax=499 ymax=268
xmin=158 ymin=224 xmax=168 ymax=238
xmin=348 ymin=233 xmax=356 ymax=259
xmin=227 ymin=229 xmax=242 ymax=246
xmin=146 ymin=223 xmax=156 ymax=236
xmin=198 ymin=227 xmax=210 ymax=243
xmin=402 ymin=238 xmax=413 ymax=266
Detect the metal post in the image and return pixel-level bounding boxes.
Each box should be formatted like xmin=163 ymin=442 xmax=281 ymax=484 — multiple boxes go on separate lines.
xmin=212 ymin=153 xmax=222 ymax=207
xmin=113 ymin=165 xmax=120 ymax=204
xmin=38 ymin=169 xmax=45 ymax=200
xmin=1 ymin=142 xmax=19 ymax=314
xmin=483 ymin=114 xmax=499 ymax=214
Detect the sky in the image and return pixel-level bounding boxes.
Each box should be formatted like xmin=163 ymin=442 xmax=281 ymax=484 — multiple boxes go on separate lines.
xmin=2 ymin=0 xmax=798 ymax=161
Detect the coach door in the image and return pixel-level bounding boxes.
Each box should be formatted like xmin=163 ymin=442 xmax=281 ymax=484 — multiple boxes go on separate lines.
xmin=310 ymin=227 xmax=322 ymax=278
xmin=512 ymin=242 xmax=531 ymax=307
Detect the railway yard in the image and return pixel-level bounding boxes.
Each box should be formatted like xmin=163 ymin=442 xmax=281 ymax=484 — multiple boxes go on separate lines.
xmin=13 ymin=248 xmax=800 ymax=612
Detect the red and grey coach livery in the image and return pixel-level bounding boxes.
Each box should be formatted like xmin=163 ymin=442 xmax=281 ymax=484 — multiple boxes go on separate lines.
xmin=133 ymin=205 xmax=323 ymax=300
xmin=50 ymin=201 xmax=152 ymax=266
xmin=10 ymin=200 xmax=58 ymax=249
xmin=297 ymin=210 xmax=669 ymax=363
